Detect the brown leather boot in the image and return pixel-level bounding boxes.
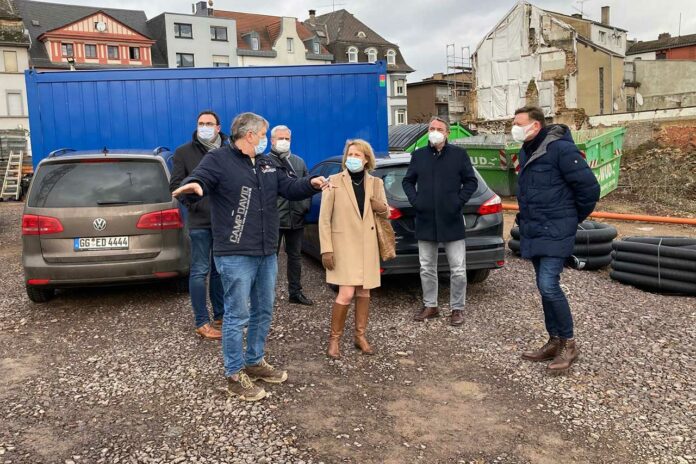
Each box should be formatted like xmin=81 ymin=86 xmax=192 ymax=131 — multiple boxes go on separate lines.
xmin=413 ymin=306 xmax=439 ymax=322
xmin=521 ymin=336 xmax=561 ymax=362
xmin=195 ymin=323 xmax=222 ymax=340
xmin=327 ymin=302 xmax=349 ymax=359
xmin=354 ymin=297 xmax=374 ymax=355
xmin=548 ymin=339 xmax=579 ymax=373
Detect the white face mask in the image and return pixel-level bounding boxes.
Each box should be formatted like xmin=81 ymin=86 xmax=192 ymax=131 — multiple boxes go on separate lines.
xmin=428 ymin=130 xmax=446 ymax=146
xmin=274 ymin=139 xmax=290 ymax=153
xmin=511 ymin=123 xmax=535 ymax=143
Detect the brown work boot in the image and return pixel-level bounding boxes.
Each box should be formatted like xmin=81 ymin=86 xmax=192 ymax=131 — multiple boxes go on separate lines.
xmin=450 ymin=310 xmax=465 ymax=326
xmin=244 ymin=358 xmax=288 ymax=384
xmin=547 ymin=339 xmax=579 ymax=373
xmin=354 ymin=297 xmax=374 ymax=355
xmin=327 ymin=302 xmax=350 ymax=359
xmin=413 ymin=306 xmax=439 ymax=322
xmin=521 ymin=336 xmax=561 ymax=362
xmin=226 ymin=371 xmax=267 ymax=401
xmin=211 ymin=319 xmax=223 ymax=330
xmin=195 ymin=323 xmax=222 ymax=340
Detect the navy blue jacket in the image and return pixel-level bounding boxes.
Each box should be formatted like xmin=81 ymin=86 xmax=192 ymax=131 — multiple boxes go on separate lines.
xmin=402 ymin=142 xmax=478 ymax=242
xmin=517 ymin=125 xmax=600 ymax=258
xmin=182 ymin=143 xmax=319 ymax=257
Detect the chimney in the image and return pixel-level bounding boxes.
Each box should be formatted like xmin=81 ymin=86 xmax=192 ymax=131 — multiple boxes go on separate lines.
xmin=601 ymin=6 xmax=610 ymax=26
xmin=308 ymin=9 xmax=316 ymax=23
xmin=571 ymin=13 xmax=582 ymax=19
xmin=194 ymin=1 xmax=210 ymax=16
xmin=658 ymin=32 xmax=671 ymax=40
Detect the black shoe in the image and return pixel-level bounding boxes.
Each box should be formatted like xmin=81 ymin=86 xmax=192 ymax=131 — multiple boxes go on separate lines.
xmin=289 ymin=293 xmax=314 ymax=306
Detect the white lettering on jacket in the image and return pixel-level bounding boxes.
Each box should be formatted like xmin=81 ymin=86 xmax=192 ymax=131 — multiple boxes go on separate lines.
xmin=230 ymin=186 xmax=253 ymax=243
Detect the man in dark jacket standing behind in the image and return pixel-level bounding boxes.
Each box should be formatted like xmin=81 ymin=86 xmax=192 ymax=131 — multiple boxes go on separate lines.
xmin=169 ymin=110 xmax=226 ymax=340
xmin=402 ymin=116 xmax=478 ymax=326
xmin=268 ymin=125 xmax=313 ymax=306
xmin=512 ymin=106 xmax=600 ymax=373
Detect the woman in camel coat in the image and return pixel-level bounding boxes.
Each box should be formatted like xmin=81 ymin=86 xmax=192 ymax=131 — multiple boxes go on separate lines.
xmin=319 ymin=139 xmax=389 ymax=358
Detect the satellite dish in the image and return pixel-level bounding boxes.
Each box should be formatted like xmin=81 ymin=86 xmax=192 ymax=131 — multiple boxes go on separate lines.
xmin=613 ymin=101 xmax=619 ymax=111
xmin=636 ymin=93 xmax=644 ymax=106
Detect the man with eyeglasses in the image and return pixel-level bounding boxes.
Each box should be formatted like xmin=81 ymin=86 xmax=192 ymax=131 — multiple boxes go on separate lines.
xmin=268 ymin=125 xmax=313 ymax=306
xmin=170 ymin=110 xmax=227 ymax=340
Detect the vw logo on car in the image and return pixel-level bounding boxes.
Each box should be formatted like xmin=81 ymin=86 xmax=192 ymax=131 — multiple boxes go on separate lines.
xmin=93 ymin=218 xmax=107 ymax=231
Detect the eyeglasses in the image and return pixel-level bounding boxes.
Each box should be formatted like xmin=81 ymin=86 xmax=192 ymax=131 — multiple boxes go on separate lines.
xmin=197 ymin=122 xmax=217 ymax=127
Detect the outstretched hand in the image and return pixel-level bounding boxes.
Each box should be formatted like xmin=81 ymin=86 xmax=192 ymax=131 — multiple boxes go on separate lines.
xmin=311 ymin=176 xmax=335 ymax=191
xmin=172 ymin=182 xmax=203 ymax=198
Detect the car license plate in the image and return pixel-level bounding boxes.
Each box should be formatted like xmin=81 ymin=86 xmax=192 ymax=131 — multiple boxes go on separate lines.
xmin=74 ymin=236 xmax=129 ymax=251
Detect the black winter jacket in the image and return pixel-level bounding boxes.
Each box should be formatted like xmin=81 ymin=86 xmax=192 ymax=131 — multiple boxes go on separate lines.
xmin=402 ymin=142 xmax=478 ymax=242
xmin=517 ymin=124 xmax=600 ymax=258
xmin=169 ymin=131 xmax=229 ymax=229
xmin=269 ymin=150 xmax=311 ymax=229
xmin=181 ymin=144 xmax=320 ymax=257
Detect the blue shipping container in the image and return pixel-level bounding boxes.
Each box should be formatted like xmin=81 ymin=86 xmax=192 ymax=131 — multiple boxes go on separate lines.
xmin=25 ymin=62 xmax=388 ymax=169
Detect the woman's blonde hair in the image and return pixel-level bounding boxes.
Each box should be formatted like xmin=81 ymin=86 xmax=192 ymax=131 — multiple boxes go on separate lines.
xmin=341 ymin=139 xmax=376 ymax=172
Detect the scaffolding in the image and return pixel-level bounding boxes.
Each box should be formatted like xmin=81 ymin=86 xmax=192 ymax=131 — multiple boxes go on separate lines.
xmin=445 ymin=44 xmax=472 ymax=122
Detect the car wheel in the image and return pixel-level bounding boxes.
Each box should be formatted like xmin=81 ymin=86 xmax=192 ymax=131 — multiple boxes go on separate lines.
xmin=26 ymin=285 xmax=55 ymax=303
xmin=174 ymin=276 xmax=189 ymax=294
xmin=467 ymin=269 xmax=490 ymax=284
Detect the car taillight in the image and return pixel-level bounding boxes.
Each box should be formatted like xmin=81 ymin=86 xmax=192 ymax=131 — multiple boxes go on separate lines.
xmin=137 ymin=209 xmax=183 ymax=230
xmin=388 ymin=206 xmax=402 ymax=220
xmin=477 ymin=194 xmax=502 ymax=215
xmin=27 ymin=279 xmax=51 ymax=285
xmin=22 ymin=214 xmax=64 ymax=235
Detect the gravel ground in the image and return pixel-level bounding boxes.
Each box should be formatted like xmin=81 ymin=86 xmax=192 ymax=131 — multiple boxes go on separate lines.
xmin=0 ymin=201 xmax=694 ymax=463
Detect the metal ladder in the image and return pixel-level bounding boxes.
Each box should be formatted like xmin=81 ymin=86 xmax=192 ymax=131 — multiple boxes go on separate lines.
xmin=1 ymin=150 xmax=23 ymax=200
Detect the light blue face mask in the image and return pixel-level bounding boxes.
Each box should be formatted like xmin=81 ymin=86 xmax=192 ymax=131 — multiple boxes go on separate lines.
xmin=197 ymin=126 xmax=215 ymax=141
xmin=255 ymin=134 xmax=268 ymax=155
xmin=345 ymin=156 xmax=364 ymax=173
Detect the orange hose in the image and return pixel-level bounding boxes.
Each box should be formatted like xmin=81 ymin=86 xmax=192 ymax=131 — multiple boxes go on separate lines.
xmin=502 ymin=203 xmax=696 ymax=226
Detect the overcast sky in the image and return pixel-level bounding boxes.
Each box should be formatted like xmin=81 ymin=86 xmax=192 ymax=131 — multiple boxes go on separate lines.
xmin=43 ymin=0 xmax=696 ymax=81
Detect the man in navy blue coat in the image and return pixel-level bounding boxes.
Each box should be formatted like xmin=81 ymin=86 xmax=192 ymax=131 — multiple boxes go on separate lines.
xmin=173 ymin=112 xmax=330 ymax=401
xmin=513 ymin=106 xmax=600 ymax=373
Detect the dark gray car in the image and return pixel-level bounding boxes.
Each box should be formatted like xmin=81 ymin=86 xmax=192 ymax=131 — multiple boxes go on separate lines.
xmin=302 ymin=153 xmax=505 ymax=282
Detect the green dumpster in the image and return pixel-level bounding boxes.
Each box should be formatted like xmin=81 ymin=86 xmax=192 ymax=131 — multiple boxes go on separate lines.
xmin=451 ymin=127 xmax=625 ymax=198
xmin=405 ymin=124 xmax=472 ymax=152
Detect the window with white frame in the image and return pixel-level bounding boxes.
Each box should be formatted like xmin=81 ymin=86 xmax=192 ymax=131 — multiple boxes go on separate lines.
xmin=212 ymin=55 xmax=229 ymax=67
xmin=357 ymin=31 xmax=366 ymax=38
xmin=394 ymin=79 xmax=405 ymax=96
xmin=386 ymin=49 xmax=396 ymax=65
xmin=313 ymin=41 xmax=320 ymax=54
xmin=366 ymin=48 xmax=377 ymax=63
xmin=287 ymin=37 xmax=294 ymax=53
xmin=347 ymin=46 xmax=358 ymax=63
xmin=7 ymin=91 xmax=23 ymax=116
xmin=251 ymin=36 xmax=260 ymax=50
xmin=395 ymin=109 xmax=406 ymax=125
xmin=3 ymin=51 xmax=17 ymax=72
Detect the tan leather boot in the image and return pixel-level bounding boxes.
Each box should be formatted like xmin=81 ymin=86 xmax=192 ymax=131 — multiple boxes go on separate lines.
xmin=327 ymin=302 xmax=349 ymax=359
xmin=354 ymin=297 xmax=374 ymax=355
xmin=521 ymin=336 xmax=561 ymax=362
xmin=548 ymin=339 xmax=579 ymax=373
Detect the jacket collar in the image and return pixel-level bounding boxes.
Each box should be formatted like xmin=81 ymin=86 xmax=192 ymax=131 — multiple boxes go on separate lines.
xmin=520 ymin=125 xmax=570 ymax=173
xmin=339 ymin=169 xmax=374 ymax=220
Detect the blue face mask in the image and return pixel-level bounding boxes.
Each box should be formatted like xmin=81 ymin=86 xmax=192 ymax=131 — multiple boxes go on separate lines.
xmin=345 ymin=156 xmax=364 ymax=173
xmin=255 ymin=134 xmax=268 ymax=155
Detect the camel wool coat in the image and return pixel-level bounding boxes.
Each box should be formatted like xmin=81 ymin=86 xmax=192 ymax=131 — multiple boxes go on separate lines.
xmin=319 ymin=170 xmax=389 ymax=289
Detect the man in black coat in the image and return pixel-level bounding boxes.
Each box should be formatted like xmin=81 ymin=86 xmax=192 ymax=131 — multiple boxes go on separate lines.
xmin=268 ymin=125 xmax=313 ymax=306
xmin=513 ymin=106 xmax=600 ymax=373
xmin=169 ymin=110 xmax=227 ymax=340
xmin=402 ymin=116 xmax=478 ymax=326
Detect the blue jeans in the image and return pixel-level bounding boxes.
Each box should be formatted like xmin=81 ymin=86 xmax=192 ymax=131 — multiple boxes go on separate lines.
xmin=214 ymin=254 xmax=278 ymax=377
xmin=532 ymin=257 xmax=574 ymax=339
xmin=189 ymin=229 xmax=224 ymax=328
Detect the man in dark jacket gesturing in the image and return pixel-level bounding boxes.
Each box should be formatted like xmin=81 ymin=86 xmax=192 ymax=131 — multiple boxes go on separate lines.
xmin=173 ymin=112 xmax=330 ymax=401
xmin=169 ymin=110 xmax=226 ymax=340
xmin=268 ymin=125 xmax=313 ymax=306
xmin=513 ymin=106 xmax=600 ymax=373
xmin=402 ymin=116 xmax=478 ymax=326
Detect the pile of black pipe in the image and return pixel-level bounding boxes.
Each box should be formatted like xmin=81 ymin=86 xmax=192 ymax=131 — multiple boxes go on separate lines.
xmin=508 ymin=221 xmax=617 ymax=270
xmin=610 ymin=236 xmax=696 ymax=295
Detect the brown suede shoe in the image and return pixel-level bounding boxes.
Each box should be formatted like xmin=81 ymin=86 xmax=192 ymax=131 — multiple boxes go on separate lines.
xmin=226 ymin=371 xmax=266 ymax=402
xmin=211 ymin=319 xmax=223 ymax=330
xmin=413 ymin=306 xmax=439 ymax=322
xmin=450 ymin=310 xmax=465 ymax=326
xmin=548 ymin=339 xmax=579 ymax=373
xmin=521 ymin=336 xmax=561 ymax=362
xmin=195 ymin=323 xmax=222 ymax=340
xmin=244 ymin=358 xmax=288 ymax=384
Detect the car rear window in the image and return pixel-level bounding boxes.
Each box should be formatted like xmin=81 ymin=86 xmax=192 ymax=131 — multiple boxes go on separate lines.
xmin=375 ymin=165 xmax=488 ymax=202
xmin=28 ymin=160 xmax=171 ymax=208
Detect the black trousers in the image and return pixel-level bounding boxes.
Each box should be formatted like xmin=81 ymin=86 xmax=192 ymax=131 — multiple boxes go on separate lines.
xmin=277 ymin=228 xmax=304 ymax=296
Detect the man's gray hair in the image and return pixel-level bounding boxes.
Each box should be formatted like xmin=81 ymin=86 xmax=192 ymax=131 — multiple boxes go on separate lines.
xmin=231 ymin=112 xmax=269 ymax=141
xmin=270 ymin=125 xmax=292 ymax=138
xmin=429 ymin=116 xmax=450 ymax=131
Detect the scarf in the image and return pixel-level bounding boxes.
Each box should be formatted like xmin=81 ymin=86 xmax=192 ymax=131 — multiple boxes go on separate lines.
xmin=198 ymin=133 xmax=222 ymax=152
